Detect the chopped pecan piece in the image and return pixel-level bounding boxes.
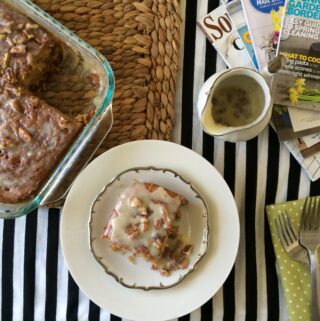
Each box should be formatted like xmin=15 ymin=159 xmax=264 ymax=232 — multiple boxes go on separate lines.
xmin=160 ymin=267 xmax=170 ymax=277
xmin=0 ymin=136 xmax=15 ymax=148
xmin=74 ymin=111 xmax=94 ymax=125
xmin=140 ymin=217 xmax=149 ymax=232
xmin=6 ymin=36 xmax=14 ymax=47
xmin=58 ymin=117 xmax=73 ymax=130
xmin=130 ymin=196 xmax=143 ymax=208
xmin=175 ymin=210 xmax=181 ymax=220
xmin=9 ymin=99 xmax=22 ymax=113
xmin=182 ymin=244 xmax=193 ymax=256
xmin=25 ymin=96 xmax=39 ymax=109
xmin=161 ymin=206 xmax=171 ymax=229
xmin=10 ymin=44 xmax=26 ymax=54
xmin=18 ymin=127 xmax=33 ymax=144
xmin=126 ymin=224 xmax=140 ymax=239
xmin=152 ymin=240 xmax=162 ymax=249
xmin=13 ymin=34 xmax=28 ymax=45
xmin=130 ymin=196 xmax=148 ymax=216
xmin=168 ymin=225 xmax=178 ymax=239
xmin=0 ymin=26 xmax=12 ymax=34
xmin=128 ymin=256 xmax=136 ymax=264
xmin=26 ymin=53 xmax=33 ymax=65
xmin=2 ymin=53 xmax=9 ymax=68
xmin=178 ymin=257 xmax=190 ymax=269
xmin=25 ymin=23 xmax=38 ymax=30
xmin=26 ymin=33 xmax=34 ymax=40
xmin=154 ymin=218 xmax=164 ymax=229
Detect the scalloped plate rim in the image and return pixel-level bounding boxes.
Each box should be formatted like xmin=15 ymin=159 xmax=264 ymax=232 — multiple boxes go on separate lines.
xmin=88 ymin=166 xmax=209 ymax=290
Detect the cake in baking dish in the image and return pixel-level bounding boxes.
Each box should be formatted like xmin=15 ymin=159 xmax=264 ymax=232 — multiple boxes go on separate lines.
xmin=0 ymin=85 xmax=82 ymax=203
xmin=0 ymin=2 xmax=61 ymax=87
xmin=102 ymin=181 xmax=193 ymax=276
xmin=0 ymin=2 xmax=98 ymax=203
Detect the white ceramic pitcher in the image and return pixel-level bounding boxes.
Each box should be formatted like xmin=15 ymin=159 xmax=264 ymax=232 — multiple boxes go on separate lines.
xmin=196 ymin=56 xmax=287 ymax=142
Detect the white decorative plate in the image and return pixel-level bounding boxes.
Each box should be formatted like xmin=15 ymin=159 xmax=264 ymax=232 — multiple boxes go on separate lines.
xmin=89 ymin=166 xmax=209 ymax=290
xmin=61 ymin=140 xmax=239 ymax=321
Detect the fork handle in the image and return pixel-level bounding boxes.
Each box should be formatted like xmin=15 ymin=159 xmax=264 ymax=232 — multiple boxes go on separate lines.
xmin=308 ymin=252 xmax=320 ymax=321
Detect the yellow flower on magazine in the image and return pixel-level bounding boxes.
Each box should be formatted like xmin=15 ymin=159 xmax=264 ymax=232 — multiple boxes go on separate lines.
xmin=295 ymin=78 xmax=305 ymax=87
xmin=279 ymin=6 xmax=284 ymax=16
xmin=271 ymin=10 xmax=280 ymax=31
xmin=271 ymin=7 xmax=284 ymax=32
xmin=294 ymin=79 xmax=305 ymax=95
xmin=289 ymin=78 xmax=320 ymax=104
xmin=296 ymin=84 xmax=304 ymax=95
xmin=289 ymin=88 xmax=299 ymax=104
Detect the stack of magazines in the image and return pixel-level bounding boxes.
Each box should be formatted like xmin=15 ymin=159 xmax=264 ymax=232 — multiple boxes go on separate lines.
xmin=198 ymin=0 xmax=320 ymax=181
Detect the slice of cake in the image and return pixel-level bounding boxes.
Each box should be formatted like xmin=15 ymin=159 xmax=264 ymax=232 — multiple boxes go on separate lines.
xmin=0 ymin=85 xmax=82 ymax=203
xmin=102 ymin=181 xmax=193 ymax=275
xmin=0 ymin=2 xmax=61 ymax=87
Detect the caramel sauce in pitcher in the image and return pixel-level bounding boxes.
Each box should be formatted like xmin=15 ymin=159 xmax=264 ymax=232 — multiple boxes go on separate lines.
xmin=201 ymin=74 xmax=265 ymax=129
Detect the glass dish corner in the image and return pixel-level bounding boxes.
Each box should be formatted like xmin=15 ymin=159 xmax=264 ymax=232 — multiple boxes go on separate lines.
xmin=0 ymin=0 xmax=115 ymax=219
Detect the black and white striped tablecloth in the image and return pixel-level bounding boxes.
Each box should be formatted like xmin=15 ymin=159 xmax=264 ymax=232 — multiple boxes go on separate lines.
xmin=1 ymin=1 xmax=319 ymax=320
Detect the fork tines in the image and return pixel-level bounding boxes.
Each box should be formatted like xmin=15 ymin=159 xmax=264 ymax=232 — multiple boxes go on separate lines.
xmin=275 ymin=211 xmax=297 ymax=246
xmin=301 ymin=197 xmax=320 ymax=231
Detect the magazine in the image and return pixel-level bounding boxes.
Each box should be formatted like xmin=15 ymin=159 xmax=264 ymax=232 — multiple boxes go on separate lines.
xmin=270 ymin=122 xmax=320 ymax=180
xmin=241 ymin=0 xmax=285 ymax=72
xmin=271 ymin=0 xmax=320 ymax=112
xmin=294 ymin=133 xmax=320 ymax=158
xmin=271 ymin=0 xmax=320 ymax=141
xmin=272 ymin=104 xmax=320 ymax=140
xmin=284 ymin=139 xmax=320 ymax=181
xmin=222 ymin=0 xmax=259 ymax=70
xmin=197 ymin=5 xmax=255 ymax=69
xmin=270 ymin=1 xmax=320 ymax=179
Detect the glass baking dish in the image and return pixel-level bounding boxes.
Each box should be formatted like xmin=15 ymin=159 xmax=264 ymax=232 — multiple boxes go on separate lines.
xmin=0 ymin=0 xmax=115 ymax=219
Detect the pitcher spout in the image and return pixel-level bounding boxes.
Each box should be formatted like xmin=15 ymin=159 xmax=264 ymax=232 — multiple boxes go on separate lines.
xmin=261 ymin=54 xmax=289 ymax=81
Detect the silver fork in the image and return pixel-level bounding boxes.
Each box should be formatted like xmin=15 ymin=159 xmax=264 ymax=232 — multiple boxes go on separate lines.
xmin=299 ymin=196 xmax=320 ymax=321
xmin=274 ymin=211 xmax=309 ymax=266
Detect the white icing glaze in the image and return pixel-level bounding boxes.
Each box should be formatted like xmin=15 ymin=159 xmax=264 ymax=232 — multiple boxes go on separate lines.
xmin=109 ymin=182 xmax=182 ymax=258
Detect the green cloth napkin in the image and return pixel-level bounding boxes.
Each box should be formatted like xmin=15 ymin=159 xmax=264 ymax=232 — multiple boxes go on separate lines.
xmin=266 ymin=199 xmax=311 ymax=321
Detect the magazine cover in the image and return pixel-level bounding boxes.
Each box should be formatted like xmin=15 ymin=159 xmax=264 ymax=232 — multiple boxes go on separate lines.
xmin=241 ymin=0 xmax=285 ymax=72
xmin=197 ymin=5 xmax=255 ymax=69
xmin=271 ymin=0 xmax=320 ymax=111
xmin=223 ymin=0 xmax=259 ymax=70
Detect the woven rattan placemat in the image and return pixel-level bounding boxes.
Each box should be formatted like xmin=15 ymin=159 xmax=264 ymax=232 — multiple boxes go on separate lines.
xmin=34 ymin=0 xmax=182 ymax=154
